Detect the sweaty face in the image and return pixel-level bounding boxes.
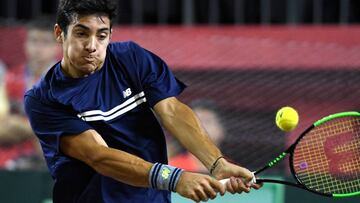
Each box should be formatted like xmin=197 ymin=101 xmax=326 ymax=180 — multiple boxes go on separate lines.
xmin=59 ymin=15 xmax=111 ymax=78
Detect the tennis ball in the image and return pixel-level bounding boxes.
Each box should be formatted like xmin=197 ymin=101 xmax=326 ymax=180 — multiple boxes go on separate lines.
xmin=275 ymin=106 xmax=299 ymax=132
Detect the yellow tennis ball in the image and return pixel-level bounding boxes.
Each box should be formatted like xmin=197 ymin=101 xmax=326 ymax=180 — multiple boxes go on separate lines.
xmin=276 ymin=106 xmax=299 ymax=132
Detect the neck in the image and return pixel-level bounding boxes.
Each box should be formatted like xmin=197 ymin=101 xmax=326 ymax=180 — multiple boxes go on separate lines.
xmin=60 ymin=60 xmax=82 ymax=78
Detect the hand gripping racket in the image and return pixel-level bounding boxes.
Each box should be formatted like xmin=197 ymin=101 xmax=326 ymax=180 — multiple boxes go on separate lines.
xmin=220 ymin=111 xmax=360 ymax=198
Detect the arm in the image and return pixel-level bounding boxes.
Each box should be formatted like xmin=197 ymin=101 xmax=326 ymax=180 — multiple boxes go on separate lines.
xmin=60 ymin=129 xmax=225 ymax=202
xmin=154 ymin=97 xmax=262 ymax=193
xmin=60 ymin=129 xmax=152 ymax=187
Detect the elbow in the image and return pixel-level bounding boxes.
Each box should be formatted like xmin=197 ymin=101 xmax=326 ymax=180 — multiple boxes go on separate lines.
xmin=59 ymin=130 xmax=110 ymax=170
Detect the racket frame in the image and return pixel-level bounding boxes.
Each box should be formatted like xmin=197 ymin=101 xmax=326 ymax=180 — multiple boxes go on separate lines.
xmin=254 ymin=111 xmax=360 ymax=198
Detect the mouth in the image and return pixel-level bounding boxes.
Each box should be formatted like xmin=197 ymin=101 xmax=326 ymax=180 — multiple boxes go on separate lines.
xmin=83 ymin=56 xmax=96 ymax=62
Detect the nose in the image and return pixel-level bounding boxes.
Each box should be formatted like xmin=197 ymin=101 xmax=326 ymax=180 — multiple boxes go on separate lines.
xmin=85 ymin=36 xmax=96 ymax=53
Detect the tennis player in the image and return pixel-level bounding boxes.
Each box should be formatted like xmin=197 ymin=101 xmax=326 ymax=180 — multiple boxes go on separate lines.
xmin=24 ymin=0 xmax=261 ymax=202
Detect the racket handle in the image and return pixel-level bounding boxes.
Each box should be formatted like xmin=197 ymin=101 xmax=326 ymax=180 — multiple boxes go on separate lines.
xmin=219 ymin=173 xmax=256 ymax=185
xmin=219 ymin=179 xmax=230 ymax=185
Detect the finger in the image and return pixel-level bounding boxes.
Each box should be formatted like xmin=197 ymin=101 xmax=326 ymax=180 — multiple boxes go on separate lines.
xmin=238 ymin=170 xmax=255 ymax=188
xmin=235 ymin=178 xmax=251 ymax=193
xmin=234 ymin=178 xmax=244 ymax=194
xmin=241 ymin=169 xmax=254 ymax=183
xmin=251 ymin=182 xmax=263 ymax=190
xmin=202 ymin=181 xmax=218 ymax=200
xmin=242 ymin=183 xmax=251 ymax=193
xmin=229 ymin=177 xmax=237 ymax=191
xmin=190 ymin=192 xmax=201 ymax=203
xmin=237 ymin=166 xmax=253 ymax=177
xmin=226 ymin=177 xmax=235 ymax=194
xmin=230 ymin=177 xmax=243 ymax=194
xmin=209 ymin=178 xmax=226 ymax=196
xmin=251 ymin=176 xmax=263 ymax=189
xmin=195 ymin=186 xmax=209 ymax=202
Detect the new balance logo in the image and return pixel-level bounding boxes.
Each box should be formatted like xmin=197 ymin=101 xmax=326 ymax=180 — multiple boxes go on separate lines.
xmin=123 ymin=88 xmax=132 ymax=98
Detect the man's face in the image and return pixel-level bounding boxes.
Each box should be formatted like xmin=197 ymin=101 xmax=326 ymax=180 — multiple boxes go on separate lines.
xmin=25 ymin=29 xmax=58 ymax=70
xmin=57 ymin=14 xmax=111 ymax=77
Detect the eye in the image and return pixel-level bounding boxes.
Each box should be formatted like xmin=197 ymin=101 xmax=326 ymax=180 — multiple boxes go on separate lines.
xmin=98 ymin=34 xmax=108 ymax=40
xmin=75 ymin=32 xmax=87 ymax=37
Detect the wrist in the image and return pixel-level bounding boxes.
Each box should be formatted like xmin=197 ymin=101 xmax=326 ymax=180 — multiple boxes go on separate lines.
xmin=209 ymin=156 xmax=225 ymax=175
xmin=148 ymin=163 xmax=183 ymax=192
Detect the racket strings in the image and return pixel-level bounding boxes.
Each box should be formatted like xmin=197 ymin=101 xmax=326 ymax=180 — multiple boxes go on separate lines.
xmin=292 ymin=117 xmax=360 ymax=195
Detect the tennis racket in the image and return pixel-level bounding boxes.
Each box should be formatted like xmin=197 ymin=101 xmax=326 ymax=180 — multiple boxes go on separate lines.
xmin=220 ymin=111 xmax=360 ymax=198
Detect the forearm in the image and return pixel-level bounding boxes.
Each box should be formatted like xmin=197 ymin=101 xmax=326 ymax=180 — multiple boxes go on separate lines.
xmin=60 ymin=130 xmax=153 ymax=187
xmin=155 ymin=98 xmax=222 ymax=170
xmin=87 ymin=146 xmax=152 ymax=187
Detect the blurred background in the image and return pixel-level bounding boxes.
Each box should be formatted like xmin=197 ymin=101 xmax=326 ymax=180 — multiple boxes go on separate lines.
xmin=0 ymin=0 xmax=359 ymax=203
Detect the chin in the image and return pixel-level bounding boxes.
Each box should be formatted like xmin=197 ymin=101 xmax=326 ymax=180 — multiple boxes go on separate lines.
xmin=80 ymin=64 xmax=98 ymax=73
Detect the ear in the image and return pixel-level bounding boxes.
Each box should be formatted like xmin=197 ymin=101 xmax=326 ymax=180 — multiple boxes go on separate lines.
xmin=54 ymin=24 xmax=64 ymax=43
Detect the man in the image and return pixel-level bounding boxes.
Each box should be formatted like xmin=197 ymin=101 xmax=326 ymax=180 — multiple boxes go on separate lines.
xmin=0 ymin=16 xmax=58 ymax=170
xmin=24 ymin=0 xmax=261 ymax=202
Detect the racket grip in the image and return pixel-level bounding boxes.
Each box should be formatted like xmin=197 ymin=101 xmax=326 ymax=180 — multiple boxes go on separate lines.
xmin=219 ymin=179 xmax=230 ymax=185
xmin=219 ymin=173 xmax=256 ymax=185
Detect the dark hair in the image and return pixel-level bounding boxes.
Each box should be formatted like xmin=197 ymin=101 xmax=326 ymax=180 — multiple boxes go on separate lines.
xmin=56 ymin=0 xmax=117 ymax=35
xmin=27 ymin=15 xmax=56 ymax=32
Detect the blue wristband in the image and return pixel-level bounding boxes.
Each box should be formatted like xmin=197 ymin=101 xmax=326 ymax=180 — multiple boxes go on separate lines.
xmin=149 ymin=163 xmax=183 ymax=192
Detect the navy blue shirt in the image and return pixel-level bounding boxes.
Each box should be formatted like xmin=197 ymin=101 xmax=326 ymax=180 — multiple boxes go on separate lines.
xmin=24 ymin=41 xmax=186 ymax=203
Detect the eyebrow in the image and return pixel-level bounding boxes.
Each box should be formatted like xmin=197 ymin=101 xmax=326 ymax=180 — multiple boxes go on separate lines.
xmin=73 ymin=24 xmax=110 ymax=33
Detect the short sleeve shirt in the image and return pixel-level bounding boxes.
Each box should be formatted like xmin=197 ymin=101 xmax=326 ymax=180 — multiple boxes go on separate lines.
xmin=24 ymin=41 xmax=186 ymax=203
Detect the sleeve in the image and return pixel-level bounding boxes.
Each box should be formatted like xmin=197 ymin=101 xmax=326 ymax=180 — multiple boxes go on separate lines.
xmin=129 ymin=42 xmax=187 ymax=107
xmin=24 ymin=95 xmax=93 ymax=153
